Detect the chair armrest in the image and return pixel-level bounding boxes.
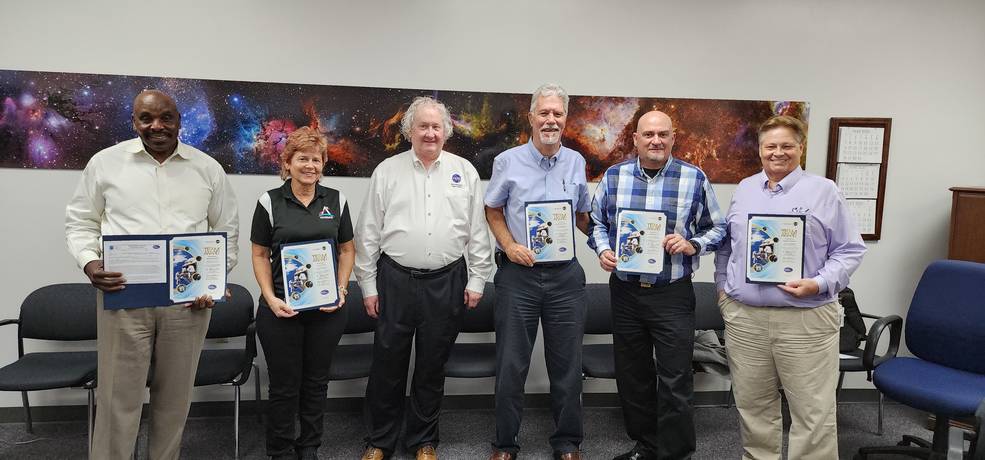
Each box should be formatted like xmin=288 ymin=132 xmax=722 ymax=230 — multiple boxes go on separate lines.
xmin=974 ymin=397 xmax=984 ymax=460
xmin=245 ymin=321 xmax=257 ymax=359
xmin=229 ymin=321 xmax=258 ymax=387
xmin=862 ymin=314 xmax=903 ymax=371
xmin=0 ymin=319 xmax=18 ymax=327
xmin=859 ymin=312 xmax=882 ymax=320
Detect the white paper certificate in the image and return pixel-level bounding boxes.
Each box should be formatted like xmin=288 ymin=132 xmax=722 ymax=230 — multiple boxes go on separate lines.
xmin=524 ymin=200 xmax=575 ymax=263
xmin=104 ymin=239 xmax=167 ymax=284
xmin=281 ymin=240 xmax=339 ymax=311
xmin=615 ymin=209 xmax=666 ymax=275
xmin=746 ymin=214 xmax=805 ymax=284
xmin=168 ymin=234 xmax=226 ymax=303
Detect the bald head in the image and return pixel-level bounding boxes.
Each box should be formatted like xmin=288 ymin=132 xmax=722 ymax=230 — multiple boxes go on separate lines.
xmin=633 ymin=110 xmax=676 ymax=169
xmin=132 ymin=90 xmax=181 ymax=158
xmin=636 ymin=111 xmax=673 ymax=132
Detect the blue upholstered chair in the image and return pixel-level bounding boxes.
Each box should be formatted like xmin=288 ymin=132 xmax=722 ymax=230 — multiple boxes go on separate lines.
xmin=855 ymin=260 xmax=985 ymax=460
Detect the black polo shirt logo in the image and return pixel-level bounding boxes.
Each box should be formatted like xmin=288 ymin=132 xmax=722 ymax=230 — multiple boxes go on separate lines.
xmin=319 ymin=206 xmax=334 ymax=219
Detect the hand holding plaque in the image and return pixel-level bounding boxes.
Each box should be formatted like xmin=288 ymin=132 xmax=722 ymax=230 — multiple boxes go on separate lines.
xmin=745 ymin=214 xmax=806 ymax=284
xmin=281 ymin=240 xmax=339 ymax=311
xmin=615 ymin=208 xmax=666 ymax=275
xmin=524 ymin=200 xmax=575 ymax=263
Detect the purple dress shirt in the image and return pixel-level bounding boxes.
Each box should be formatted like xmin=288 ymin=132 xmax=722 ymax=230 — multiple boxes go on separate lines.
xmin=714 ymin=167 xmax=866 ymax=308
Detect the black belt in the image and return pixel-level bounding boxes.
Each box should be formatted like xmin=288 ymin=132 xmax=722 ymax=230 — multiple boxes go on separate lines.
xmin=612 ymin=273 xmax=691 ymax=289
xmin=380 ymin=253 xmax=464 ymax=278
xmin=495 ymin=250 xmax=573 ymax=269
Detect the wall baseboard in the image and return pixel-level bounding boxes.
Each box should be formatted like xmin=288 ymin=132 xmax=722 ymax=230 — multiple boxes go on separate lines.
xmin=0 ymin=389 xmax=885 ymax=424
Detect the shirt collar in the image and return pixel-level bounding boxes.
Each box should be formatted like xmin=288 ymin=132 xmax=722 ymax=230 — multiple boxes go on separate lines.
xmin=281 ymin=178 xmax=326 ymax=203
xmin=411 ymin=149 xmax=444 ymax=169
xmin=125 ymin=138 xmax=191 ymax=161
xmin=634 ymin=155 xmax=675 ymax=181
xmin=760 ymin=166 xmax=805 ymax=193
xmin=527 ymin=141 xmax=562 ymax=169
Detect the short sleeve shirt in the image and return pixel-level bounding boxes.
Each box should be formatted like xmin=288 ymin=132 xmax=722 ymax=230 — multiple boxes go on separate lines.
xmin=251 ymin=179 xmax=353 ymax=299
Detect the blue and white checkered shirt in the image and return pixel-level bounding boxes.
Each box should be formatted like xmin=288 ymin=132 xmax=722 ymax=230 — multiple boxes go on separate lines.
xmin=588 ymin=156 xmax=726 ymax=285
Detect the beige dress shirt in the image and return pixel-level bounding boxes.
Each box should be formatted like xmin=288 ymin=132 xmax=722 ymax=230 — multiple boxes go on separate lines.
xmin=65 ymin=138 xmax=239 ymax=272
xmin=354 ymin=149 xmax=493 ymax=297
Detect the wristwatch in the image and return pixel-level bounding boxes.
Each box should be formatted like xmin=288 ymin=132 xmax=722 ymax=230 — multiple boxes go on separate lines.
xmin=688 ymin=240 xmax=701 ymax=253
xmin=338 ymin=285 xmax=348 ymax=296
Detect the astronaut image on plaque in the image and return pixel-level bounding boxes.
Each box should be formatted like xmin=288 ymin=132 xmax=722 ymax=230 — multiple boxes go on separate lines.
xmin=746 ymin=214 xmax=806 ymax=284
xmin=615 ymin=208 xmax=666 ymax=275
xmin=524 ymin=199 xmax=575 ymax=263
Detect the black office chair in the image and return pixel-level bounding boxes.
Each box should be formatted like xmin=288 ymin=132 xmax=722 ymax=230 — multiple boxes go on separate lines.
xmin=581 ymin=283 xmax=615 ymax=379
xmin=837 ymin=310 xmax=902 ymax=436
xmin=0 ymin=283 xmax=98 ymax=449
xmin=582 ymin=282 xmax=727 ymax=390
xmin=691 ymin=281 xmax=732 ymax=407
xmin=194 ymin=283 xmax=257 ymax=459
xmin=327 ymin=281 xmax=376 ymax=381
xmin=445 ymin=283 xmax=497 ymax=378
xmin=856 ymin=260 xmax=985 ymax=460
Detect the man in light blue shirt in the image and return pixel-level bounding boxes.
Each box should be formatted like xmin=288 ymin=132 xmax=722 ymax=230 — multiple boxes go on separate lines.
xmin=484 ymin=83 xmax=590 ymax=460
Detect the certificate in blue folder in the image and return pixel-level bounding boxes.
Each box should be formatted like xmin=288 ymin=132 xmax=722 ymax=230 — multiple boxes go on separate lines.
xmin=102 ymin=232 xmax=227 ymax=309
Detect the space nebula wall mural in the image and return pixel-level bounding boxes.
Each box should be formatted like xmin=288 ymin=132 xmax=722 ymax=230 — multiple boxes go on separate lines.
xmin=0 ymin=69 xmax=808 ymax=182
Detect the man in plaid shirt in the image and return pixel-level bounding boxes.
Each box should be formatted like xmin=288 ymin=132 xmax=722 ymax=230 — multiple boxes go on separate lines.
xmin=588 ymin=110 xmax=726 ymax=460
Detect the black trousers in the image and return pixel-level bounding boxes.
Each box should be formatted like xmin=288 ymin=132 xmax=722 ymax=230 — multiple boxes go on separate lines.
xmin=365 ymin=255 xmax=467 ymax=454
xmin=256 ymin=299 xmax=347 ymax=457
xmin=610 ymin=275 xmax=696 ymax=460
xmin=493 ymin=258 xmax=586 ymax=454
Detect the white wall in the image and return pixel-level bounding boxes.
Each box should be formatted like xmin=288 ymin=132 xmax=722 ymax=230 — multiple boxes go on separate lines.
xmin=1 ymin=0 xmax=983 ymax=408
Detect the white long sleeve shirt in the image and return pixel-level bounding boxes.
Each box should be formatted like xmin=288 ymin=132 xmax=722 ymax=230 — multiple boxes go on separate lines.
xmin=353 ymin=149 xmax=493 ymax=297
xmin=65 ymin=138 xmax=239 ymax=272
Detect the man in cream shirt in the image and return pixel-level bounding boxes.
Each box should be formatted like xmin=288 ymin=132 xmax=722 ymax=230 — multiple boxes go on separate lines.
xmin=65 ymin=90 xmax=238 ymax=459
xmin=354 ymin=96 xmax=493 ymax=460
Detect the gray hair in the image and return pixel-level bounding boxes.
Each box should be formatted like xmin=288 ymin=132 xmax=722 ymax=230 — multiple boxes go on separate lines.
xmin=529 ymin=83 xmax=569 ymax=113
xmin=400 ymin=96 xmax=454 ymax=140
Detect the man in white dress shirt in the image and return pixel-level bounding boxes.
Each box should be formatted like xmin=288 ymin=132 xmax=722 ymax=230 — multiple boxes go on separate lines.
xmin=65 ymin=90 xmax=239 ymax=460
xmin=354 ymin=96 xmax=493 ymax=460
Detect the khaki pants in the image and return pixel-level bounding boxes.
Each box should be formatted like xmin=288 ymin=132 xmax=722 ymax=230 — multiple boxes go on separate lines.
xmin=92 ymin=295 xmax=211 ymax=460
xmin=720 ymin=296 xmax=841 ymax=460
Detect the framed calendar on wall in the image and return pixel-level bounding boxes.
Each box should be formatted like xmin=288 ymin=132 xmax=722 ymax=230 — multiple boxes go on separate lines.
xmin=826 ymin=118 xmax=892 ymax=241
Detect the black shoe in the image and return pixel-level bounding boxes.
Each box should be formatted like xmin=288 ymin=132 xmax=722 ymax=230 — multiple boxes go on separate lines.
xmin=612 ymin=449 xmax=655 ymax=460
xmin=296 ymin=446 xmax=319 ymax=460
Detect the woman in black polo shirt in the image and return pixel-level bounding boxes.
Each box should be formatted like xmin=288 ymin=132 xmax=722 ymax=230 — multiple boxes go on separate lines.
xmin=250 ymin=126 xmax=355 ymax=460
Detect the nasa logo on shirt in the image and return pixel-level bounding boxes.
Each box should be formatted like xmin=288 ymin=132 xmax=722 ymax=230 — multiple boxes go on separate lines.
xmin=319 ymin=206 xmax=334 ymax=219
xmin=450 ymin=172 xmax=463 ymax=187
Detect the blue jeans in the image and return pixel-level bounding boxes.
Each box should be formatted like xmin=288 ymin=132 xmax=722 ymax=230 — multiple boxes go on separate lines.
xmin=492 ymin=258 xmax=586 ymax=454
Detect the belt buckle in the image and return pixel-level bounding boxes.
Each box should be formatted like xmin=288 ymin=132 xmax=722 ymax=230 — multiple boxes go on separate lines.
xmin=640 ymin=282 xmax=652 ymax=288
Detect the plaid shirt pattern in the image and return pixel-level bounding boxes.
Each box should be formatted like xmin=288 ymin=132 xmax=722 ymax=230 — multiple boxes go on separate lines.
xmin=589 ymin=156 xmax=726 ymax=285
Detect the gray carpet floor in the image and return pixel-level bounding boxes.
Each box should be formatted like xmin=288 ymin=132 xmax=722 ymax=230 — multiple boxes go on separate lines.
xmin=0 ymin=403 xmax=939 ymax=459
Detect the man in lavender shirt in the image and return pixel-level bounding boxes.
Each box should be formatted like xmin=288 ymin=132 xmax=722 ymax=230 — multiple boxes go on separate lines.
xmin=714 ymin=115 xmax=865 ymax=460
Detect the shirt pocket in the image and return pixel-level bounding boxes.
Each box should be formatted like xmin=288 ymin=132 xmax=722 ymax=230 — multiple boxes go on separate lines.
xmin=444 ymin=188 xmax=472 ymax=225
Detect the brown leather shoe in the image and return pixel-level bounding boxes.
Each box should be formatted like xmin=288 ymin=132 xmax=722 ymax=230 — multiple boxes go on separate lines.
xmin=555 ymin=452 xmax=581 ymax=460
xmin=416 ymin=444 xmax=438 ymax=460
xmin=489 ymin=451 xmax=515 ymax=460
xmin=361 ymin=446 xmax=385 ymax=460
